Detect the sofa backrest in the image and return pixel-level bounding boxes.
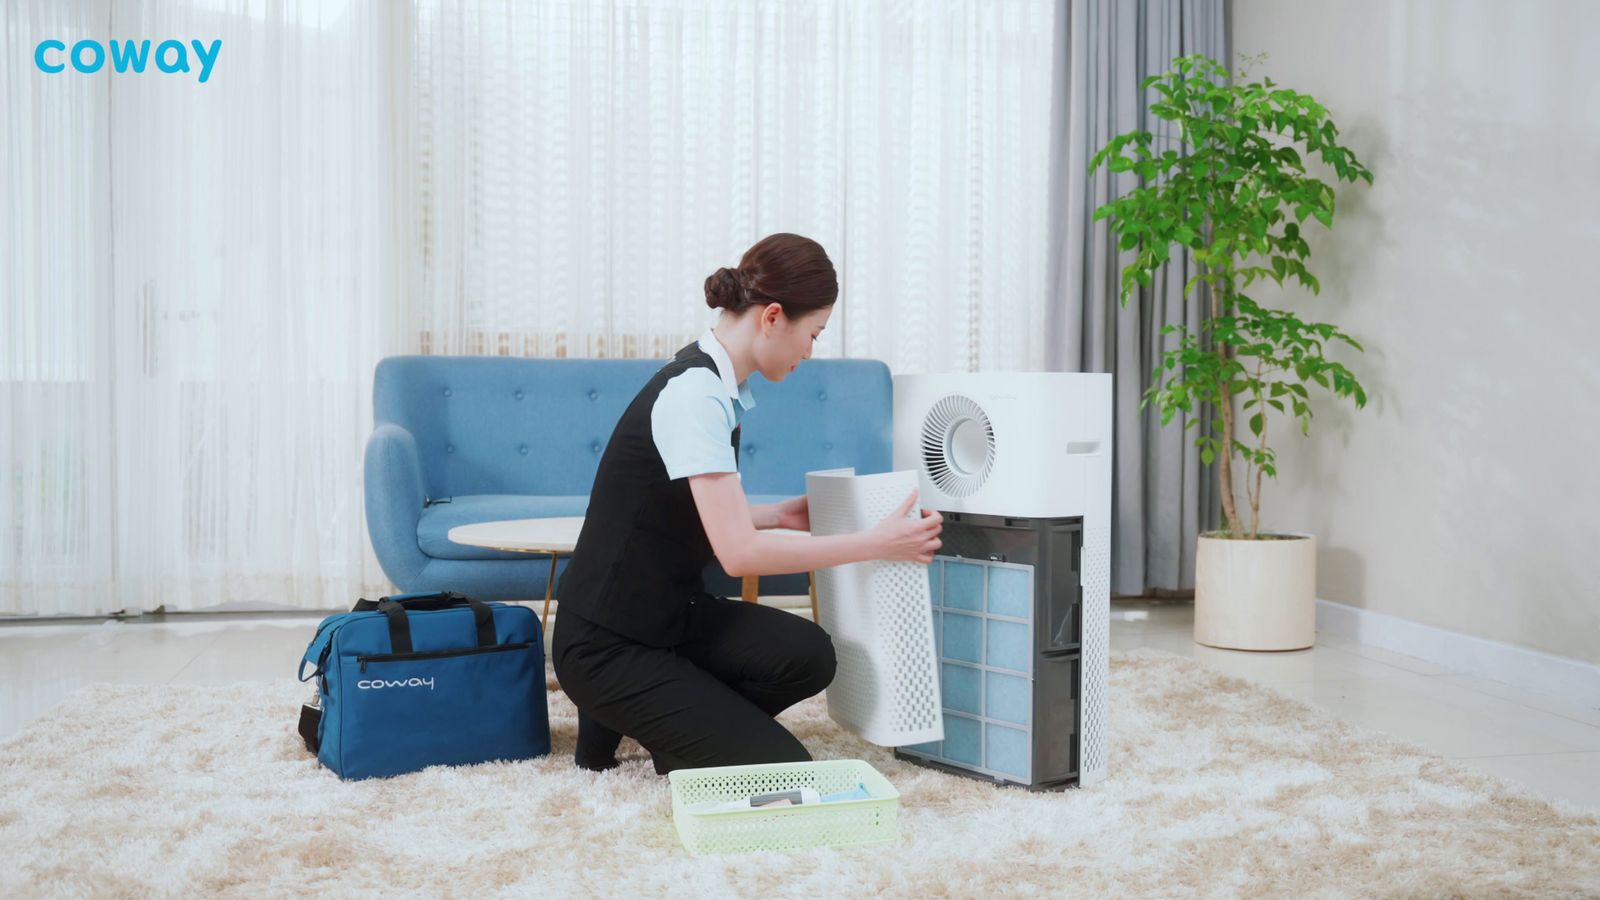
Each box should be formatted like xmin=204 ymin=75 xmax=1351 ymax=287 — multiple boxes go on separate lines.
xmin=373 ymin=355 xmax=892 ymax=499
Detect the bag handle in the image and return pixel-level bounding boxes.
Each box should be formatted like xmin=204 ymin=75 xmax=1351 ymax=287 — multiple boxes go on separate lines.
xmin=350 ymin=590 xmax=477 ymax=614
xmin=354 ymin=590 xmax=465 ymax=609
xmin=366 ymin=592 xmax=498 ymax=654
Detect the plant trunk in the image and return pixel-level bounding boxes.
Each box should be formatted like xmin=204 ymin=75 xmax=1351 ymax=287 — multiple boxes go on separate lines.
xmin=1247 ymin=359 xmax=1267 ymax=540
xmin=1251 ymin=403 xmax=1265 ymax=540
xmin=1213 ymin=285 xmax=1244 ymax=537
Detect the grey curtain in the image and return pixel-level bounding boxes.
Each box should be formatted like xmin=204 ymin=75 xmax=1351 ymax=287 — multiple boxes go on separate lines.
xmin=1045 ymin=0 xmax=1228 ymax=597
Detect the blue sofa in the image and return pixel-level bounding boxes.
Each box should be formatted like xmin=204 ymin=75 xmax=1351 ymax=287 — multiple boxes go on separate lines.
xmin=363 ymin=354 xmax=893 ymax=602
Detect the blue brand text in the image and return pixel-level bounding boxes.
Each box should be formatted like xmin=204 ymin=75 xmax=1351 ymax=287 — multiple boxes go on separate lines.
xmin=35 ymin=39 xmax=223 ymax=84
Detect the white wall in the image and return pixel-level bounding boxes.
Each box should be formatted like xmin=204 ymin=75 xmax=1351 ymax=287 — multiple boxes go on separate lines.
xmin=1230 ymin=0 xmax=1600 ymax=664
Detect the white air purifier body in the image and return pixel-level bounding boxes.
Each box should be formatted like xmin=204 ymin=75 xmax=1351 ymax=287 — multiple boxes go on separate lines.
xmin=894 ymin=372 xmax=1112 ymax=519
xmin=892 ymin=372 xmax=1111 ymax=788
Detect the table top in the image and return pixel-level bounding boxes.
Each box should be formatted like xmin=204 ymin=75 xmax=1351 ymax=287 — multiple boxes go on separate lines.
xmin=447 ymin=517 xmax=586 ymax=553
xmin=447 ymin=517 xmax=810 ymax=554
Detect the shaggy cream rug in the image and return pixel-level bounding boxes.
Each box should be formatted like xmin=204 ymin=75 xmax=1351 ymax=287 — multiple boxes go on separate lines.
xmin=3 ymin=649 xmax=1598 ymax=898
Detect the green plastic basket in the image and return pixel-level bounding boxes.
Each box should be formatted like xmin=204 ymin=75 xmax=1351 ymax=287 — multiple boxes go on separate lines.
xmin=668 ymin=758 xmax=900 ymax=855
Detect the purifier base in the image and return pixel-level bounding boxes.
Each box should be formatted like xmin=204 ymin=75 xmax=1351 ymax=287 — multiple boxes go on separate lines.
xmin=891 ymin=749 xmax=1080 ymax=792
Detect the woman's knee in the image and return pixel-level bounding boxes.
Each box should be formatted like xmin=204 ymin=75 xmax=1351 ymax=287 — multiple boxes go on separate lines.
xmin=794 ymin=622 xmax=837 ymax=694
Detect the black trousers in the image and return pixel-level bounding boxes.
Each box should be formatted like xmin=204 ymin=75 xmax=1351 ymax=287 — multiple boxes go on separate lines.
xmin=552 ymin=592 xmax=837 ymax=774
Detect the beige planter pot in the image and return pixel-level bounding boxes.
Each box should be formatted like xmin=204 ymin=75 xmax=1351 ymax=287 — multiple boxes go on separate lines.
xmin=1194 ymin=532 xmax=1317 ymax=651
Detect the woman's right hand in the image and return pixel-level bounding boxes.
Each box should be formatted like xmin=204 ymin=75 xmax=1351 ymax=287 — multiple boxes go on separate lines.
xmin=870 ymin=490 xmax=943 ymax=564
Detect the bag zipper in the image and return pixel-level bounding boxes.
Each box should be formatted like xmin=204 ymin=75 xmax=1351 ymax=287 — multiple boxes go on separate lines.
xmin=358 ymin=641 xmax=532 ymax=673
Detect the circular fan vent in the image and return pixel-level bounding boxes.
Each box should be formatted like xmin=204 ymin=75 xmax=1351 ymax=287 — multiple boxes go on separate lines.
xmin=920 ymin=394 xmax=996 ymax=498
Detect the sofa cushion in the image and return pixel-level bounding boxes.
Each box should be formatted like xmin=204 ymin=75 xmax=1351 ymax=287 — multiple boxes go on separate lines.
xmin=418 ymin=494 xmax=591 ymax=560
xmin=417 ymin=493 xmax=798 ymax=561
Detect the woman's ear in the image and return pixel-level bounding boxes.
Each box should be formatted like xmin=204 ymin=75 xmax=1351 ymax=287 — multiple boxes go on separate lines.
xmin=760 ymin=302 xmax=785 ymax=335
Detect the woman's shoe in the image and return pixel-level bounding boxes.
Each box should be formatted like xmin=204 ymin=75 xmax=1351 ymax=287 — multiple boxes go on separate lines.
xmin=574 ymin=709 xmax=623 ymax=772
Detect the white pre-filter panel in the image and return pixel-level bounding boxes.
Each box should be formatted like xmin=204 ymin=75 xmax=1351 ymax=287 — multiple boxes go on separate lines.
xmin=805 ymin=468 xmax=944 ymax=747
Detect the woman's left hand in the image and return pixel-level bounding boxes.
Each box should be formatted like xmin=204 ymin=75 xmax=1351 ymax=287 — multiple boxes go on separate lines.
xmin=774 ymin=495 xmax=810 ymax=531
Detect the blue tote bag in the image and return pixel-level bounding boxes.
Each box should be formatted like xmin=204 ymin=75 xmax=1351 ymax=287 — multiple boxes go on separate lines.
xmin=297 ymin=591 xmax=551 ymax=780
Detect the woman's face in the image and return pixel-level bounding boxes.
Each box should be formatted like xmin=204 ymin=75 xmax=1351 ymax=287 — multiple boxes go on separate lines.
xmin=754 ymin=303 xmax=832 ymax=381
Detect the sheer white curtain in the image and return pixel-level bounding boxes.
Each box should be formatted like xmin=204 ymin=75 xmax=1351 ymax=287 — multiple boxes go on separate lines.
xmin=3 ymin=0 xmax=1056 ymax=618
xmin=1 ymin=0 xmax=407 ymax=616
xmin=0 ymin=0 xmax=115 ymax=616
xmin=412 ymin=0 xmax=1057 ymax=371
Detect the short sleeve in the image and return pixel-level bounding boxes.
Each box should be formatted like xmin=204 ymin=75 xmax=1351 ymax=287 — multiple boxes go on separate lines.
xmin=651 ymin=368 xmax=739 ymax=480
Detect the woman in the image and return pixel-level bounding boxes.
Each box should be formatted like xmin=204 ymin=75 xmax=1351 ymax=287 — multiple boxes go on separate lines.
xmin=552 ymin=233 xmax=944 ymax=774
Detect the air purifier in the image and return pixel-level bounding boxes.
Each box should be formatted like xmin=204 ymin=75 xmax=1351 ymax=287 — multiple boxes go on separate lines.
xmin=891 ymin=372 xmax=1111 ymax=789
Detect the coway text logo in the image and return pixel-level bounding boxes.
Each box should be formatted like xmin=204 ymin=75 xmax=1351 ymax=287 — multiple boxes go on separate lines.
xmin=35 ymin=39 xmax=222 ymax=83
xmin=356 ymin=677 xmax=437 ymax=691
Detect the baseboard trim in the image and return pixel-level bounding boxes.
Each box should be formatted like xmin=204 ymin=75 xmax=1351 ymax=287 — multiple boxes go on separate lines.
xmin=1316 ymin=598 xmax=1600 ymax=704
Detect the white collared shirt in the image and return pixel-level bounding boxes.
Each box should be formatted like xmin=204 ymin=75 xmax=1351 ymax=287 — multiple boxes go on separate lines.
xmin=696 ymin=327 xmax=758 ymax=413
xmin=649 ymin=329 xmax=756 ymax=481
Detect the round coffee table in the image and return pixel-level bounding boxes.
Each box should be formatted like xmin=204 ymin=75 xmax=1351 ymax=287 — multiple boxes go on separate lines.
xmin=447 ymin=518 xmax=816 ymax=629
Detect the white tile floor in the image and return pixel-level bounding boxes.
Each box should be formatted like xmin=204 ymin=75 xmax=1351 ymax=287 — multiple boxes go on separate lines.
xmin=3 ymin=597 xmax=1597 ymax=812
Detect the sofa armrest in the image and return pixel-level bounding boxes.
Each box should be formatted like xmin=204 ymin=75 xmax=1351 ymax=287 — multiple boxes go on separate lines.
xmin=364 ymin=423 xmax=431 ymax=589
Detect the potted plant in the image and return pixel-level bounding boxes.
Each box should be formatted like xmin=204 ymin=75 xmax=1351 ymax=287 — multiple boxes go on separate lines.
xmin=1088 ymin=54 xmax=1373 ymax=650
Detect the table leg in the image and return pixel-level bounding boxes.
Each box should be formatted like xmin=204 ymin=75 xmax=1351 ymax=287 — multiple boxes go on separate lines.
xmin=741 ymin=575 xmax=759 ymax=604
xmin=541 ymin=552 xmax=558 ymax=632
xmin=808 ymin=572 xmax=818 ymax=623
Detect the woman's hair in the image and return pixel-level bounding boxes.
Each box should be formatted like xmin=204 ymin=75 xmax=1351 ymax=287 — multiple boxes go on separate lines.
xmin=704 ymin=233 xmax=838 ymax=318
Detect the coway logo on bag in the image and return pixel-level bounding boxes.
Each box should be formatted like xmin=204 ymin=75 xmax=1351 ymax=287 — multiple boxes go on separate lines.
xmin=357 ymin=677 xmax=436 ymax=691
